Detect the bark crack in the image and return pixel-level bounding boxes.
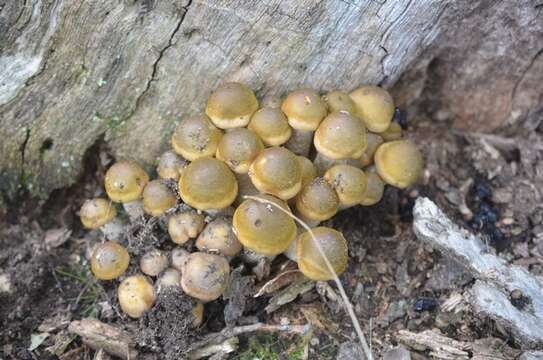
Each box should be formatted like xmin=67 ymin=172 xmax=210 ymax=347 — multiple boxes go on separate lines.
xmin=511 ymin=47 xmax=543 ymax=102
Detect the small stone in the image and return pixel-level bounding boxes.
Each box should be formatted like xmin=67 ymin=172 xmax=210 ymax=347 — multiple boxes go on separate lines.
xmin=336 ymin=341 xmax=364 ymax=360
xmin=383 ymin=345 xmax=411 ymax=360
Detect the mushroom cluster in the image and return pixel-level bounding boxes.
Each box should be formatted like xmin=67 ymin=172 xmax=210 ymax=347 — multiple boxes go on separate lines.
xmin=79 ymin=82 xmax=422 ymax=319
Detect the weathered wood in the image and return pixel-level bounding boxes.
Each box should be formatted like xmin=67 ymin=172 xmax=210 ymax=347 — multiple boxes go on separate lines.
xmin=413 ymin=197 xmax=543 ymax=349
xmin=1 ymin=1 xmax=542 ymax=201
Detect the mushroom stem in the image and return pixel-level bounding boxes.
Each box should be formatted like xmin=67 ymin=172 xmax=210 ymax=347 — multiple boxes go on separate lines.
xmin=203 ymin=207 xmax=235 ymax=218
xmin=240 ymin=249 xmax=275 ymax=265
xmin=122 ymin=200 xmax=144 ymax=222
xmin=313 ymin=154 xmax=363 ymax=176
xmin=283 ymin=237 xmax=298 ymax=261
xmin=100 ymin=217 xmax=125 ymax=241
xmin=284 ymin=129 xmax=313 ymax=157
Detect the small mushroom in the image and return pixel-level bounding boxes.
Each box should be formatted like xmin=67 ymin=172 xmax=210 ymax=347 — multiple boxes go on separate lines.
xmin=380 ymin=121 xmax=402 ymax=141
xmin=233 ymin=194 xmax=297 ymax=256
xmin=196 ymin=217 xmax=243 ymax=256
xmin=260 ymin=95 xmax=282 ymax=109
xmin=171 ymin=115 xmax=223 ymax=161
xmin=140 ymin=249 xmax=169 ymax=277
xmin=296 ymin=227 xmax=348 ymax=281
xmin=171 ymin=247 xmax=191 ymax=272
xmin=350 ymin=85 xmax=394 ymax=133
xmin=282 ymin=89 xmax=327 ymax=157
xmin=322 ymin=90 xmax=356 ymax=114
xmin=359 ymin=169 xmax=385 ymax=206
xmin=79 ymin=198 xmax=123 ymax=240
xmin=156 ymin=268 xmax=182 ymax=290
xmin=192 ymin=302 xmax=205 ymax=328
xmin=181 ymin=252 xmax=230 ymax=302
xmin=313 ymin=111 xmax=367 ymax=174
xmin=205 ymin=82 xmax=259 ymax=129
xmin=216 ymin=128 xmax=264 ymax=173
xmin=168 ymin=211 xmax=206 ymax=245
xmin=374 ymin=140 xmax=423 ymax=188
xmin=118 ymin=274 xmax=156 ymax=318
xmin=358 ymin=133 xmax=384 ymax=167
xmin=295 ymin=177 xmax=339 ymax=226
xmin=248 ymin=107 xmax=292 ymax=146
xmin=324 ymin=164 xmax=367 ymax=209
xmin=105 ymin=161 xmax=149 ymax=220
xmin=179 ymin=157 xmax=238 ymax=210
xmin=248 ymin=147 xmax=302 ymax=200
xmin=298 ymin=156 xmax=317 ymax=188
xmin=90 ymin=241 xmax=130 ymax=280
xmin=142 ymin=180 xmax=177 ymax=217
xmin=156 ymin=150 xmax=187 ymax=181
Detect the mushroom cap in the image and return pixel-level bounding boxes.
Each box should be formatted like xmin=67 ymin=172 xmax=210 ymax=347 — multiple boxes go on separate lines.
xmin=281 ymin=89 xmax=328 ymax=131
xmin=233 ymin=194 xmax=297 ymax=256
xmin=324 ymin=165 xmax=368 ymax=207
xmin=248 ymin=107 xmax=292 ymax=146
xmin=179 ymin=157 xmax=238 ymax=210
xmin=359 ymin=170 xmax=385 ymax=206
xmin=142 ymin=180 xmax=177 ymax=216
xmin=80 ymin=198 xmax=116 ymax=229
xmin=140 ymin=249 xmax=169 ymax=277
xmin=196 ymin=217 xmax=243 ymax=256
xmin=171 ymin=115 xmax=223 ymax=161
xmin=157 ymin=268 xmax=182 ymax=289
xmin=90 ymin=241 xmax=130 ymax=280
xmin=380 ymin=121 xmax=402 ymax=141
xmin=118 ymin=275 xmax=156 ymax=318
xmin=181 ymin=252 xmax=230 ymax=302
xmin=205 ymin=82 xmax=259 ymax=129
xmin=296 ymin=227 xmax=348 ymax=281
xmin=105 ymin=161 xmax=149 ymax=203
xmin=260 ymin=95 xmax=282 ymax=109
xmin=168 ymin=211 xmax=206 ymax=245
xmin=323 ymin=90 xmax=356 ymax=114
xmin=297 ymin=156 xmax=317 ymax=188
xmin=171 ymin=247 xmax=191 ymax=272
xmin=350 ymin=85 xmax=394 ymax=133
xmin=314 ymin=111 xmax=367 ymax=160
xmin=216 ymin=128 xmax=264 ymax=173
xmin=295 ymin=177 xmax=339 ymax=221
xmin=359 ymin=133 xmax=384 ymax=167
xmin=157 ymin=150 xmax=187 ymax=181
xmin=374 ymin=140 xmax=422 ymax=189
xmin=248 ymin=147 xmax=302 ymax=200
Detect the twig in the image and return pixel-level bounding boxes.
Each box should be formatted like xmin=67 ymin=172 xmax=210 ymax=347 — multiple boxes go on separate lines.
xmin=244 ymin=195 xmax=373 ymax=360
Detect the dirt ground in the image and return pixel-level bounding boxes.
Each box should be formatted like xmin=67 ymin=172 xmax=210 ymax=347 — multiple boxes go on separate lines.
xmin=1 ymin=114 xmax=542 ymax=359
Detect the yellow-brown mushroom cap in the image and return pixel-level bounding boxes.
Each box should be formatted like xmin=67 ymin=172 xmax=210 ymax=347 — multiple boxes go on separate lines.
xmin=105 ymin=161 xmax=149 ymax=203
xmin=171 ymin=115 xmax=223 ymax=161
xmin=157 ymin=150 xmax=187 ymax=181
xmin=296 ymin=227 xmax=348 ymax=281
xmin=295 ymin=178 xmax=339 ymax=221
xmin=248 ymin=107 xmax=292 ymax=146
xmin=118 ymin=275 xmax=156 ymax=318
xmin=260 ymin=95 xmax=282 ymax=109
xmin=196 ymin=217 xmax=243 ymax=256
xmin=281 ymin=89 xmax=328 ymax=131
xmin=179 ymin=158 xmax=238 ymax=210
xmin=323 ymin=90 xmax=356 ymax=114
xmin=248 ymin=147 xmax=302 ymax=200
xmin=374 ymin=140 xmax=423 ymax=189
xmin=314 ymin=111 xmax=367 ymax=160
xmin=380 ymin=122 xmax=402 ymax=141
xmin=91 ymin=241 xmax=130 ymax=280
xmin=297 ymin=156 xmax=317 ymax=188
xmin=142 ymin=180 xmax=177 ymax=216
xmin=324 ymin=165 xmax=367 ymax=207
xmin=359 ymin=133 xmax=384 ymax=167
xmin=80 ymin=198 xmax=116 ymax=229
xmin=233 ymin=195 xmax=297 ymax=256
xmin=205 ymin=82 xmax=259 ymax=129
xmin=350 ymin=85 xmax=394 ymax=133
xmin=181 ymin=252 xmax=230 ymax=302
xmin=216 ymin=128 xmax=264 ymax=173
xmin=168 ymin=211 xmax=206 ymax=245
xmin=360 ymin=169 xmax=385 ymax=206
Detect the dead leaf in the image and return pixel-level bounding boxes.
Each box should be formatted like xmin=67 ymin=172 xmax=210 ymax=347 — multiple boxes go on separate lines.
xmin=255 ymin=270 xmax=305 ymax=297
xmin=44 ymin=228 xmax=72 ymax=248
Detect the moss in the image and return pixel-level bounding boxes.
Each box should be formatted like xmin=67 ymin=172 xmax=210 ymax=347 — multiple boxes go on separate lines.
xmin=232 ymin=334 xmax=305 ymax=360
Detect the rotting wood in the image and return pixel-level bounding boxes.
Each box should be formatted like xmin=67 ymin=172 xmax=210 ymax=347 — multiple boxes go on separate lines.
xmin=67 ymin=318 xmax=138 ymax=360
xmin=413 ymin=197 xmax=543 ymax=349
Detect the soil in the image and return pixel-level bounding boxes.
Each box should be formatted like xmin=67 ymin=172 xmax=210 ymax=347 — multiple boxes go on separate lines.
xmin=1 ymin=115 xmax=542 ymax=359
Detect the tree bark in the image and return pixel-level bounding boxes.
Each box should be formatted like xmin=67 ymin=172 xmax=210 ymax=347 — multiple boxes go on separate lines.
xmin=0 ymin=0 xmax=541 ymax=201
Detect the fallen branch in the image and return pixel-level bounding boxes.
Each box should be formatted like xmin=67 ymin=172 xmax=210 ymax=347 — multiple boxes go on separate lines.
xmin=397 ymin=329 xmax=471 ymax=359
xmin=68 ymin=318 xmax=137 ymax=360
xmin=413 ymin=197 xmax=543 ymax=348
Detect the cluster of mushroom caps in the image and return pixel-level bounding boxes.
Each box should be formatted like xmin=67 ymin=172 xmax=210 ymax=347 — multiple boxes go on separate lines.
xmin=79 ymin=82 xmax=422 ymax=320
